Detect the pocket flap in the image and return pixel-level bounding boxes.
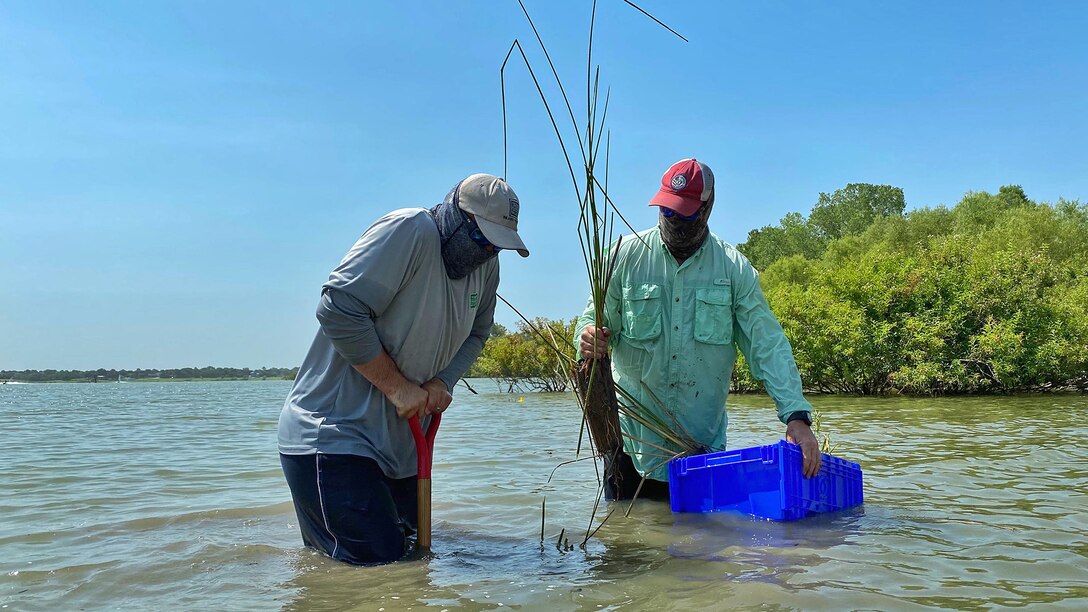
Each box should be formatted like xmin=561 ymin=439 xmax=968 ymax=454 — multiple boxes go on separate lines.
xmin=624 ymin=283 xmax=661 ymax=301
xmin=696 ymin=287 xmax=730 ymax=306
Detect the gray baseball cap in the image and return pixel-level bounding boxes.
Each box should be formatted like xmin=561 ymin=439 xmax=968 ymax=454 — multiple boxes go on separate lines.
xmin=457 ymin=173 xmax=529 ymax=257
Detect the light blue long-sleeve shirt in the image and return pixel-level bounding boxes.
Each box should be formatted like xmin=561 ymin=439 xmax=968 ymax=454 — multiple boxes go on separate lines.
xmin=575 ymin=227 xmax=811 ymax=480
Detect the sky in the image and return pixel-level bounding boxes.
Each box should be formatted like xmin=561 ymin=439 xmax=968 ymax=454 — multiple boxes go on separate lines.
xmin=2 ymin=1 xmax=1086 ymax=370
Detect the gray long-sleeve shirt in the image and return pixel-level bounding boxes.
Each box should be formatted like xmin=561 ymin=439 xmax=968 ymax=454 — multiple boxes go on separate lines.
xmin=277 ymin=208 xmax=498 ymax=478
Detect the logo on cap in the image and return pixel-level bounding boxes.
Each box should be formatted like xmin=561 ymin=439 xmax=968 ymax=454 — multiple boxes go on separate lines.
xmin=671 ymin=174 xmax=688 ymax=190
xmin=506 ymin=198 xmax=519 ymax=222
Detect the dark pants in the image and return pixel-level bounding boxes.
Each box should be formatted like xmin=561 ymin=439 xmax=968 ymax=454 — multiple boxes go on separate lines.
xmin=604 ymin=451 xmax=671 ymax=502
xmin=279 ymin=453 xmax=417 ymax=565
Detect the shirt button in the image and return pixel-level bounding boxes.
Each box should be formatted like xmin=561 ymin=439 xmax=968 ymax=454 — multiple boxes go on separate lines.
xmin=675 ymin=297 xmax=680 ymax=302
xmin=672 ymin=355 xmax=677 ymax=360
xmin=674 ymin=326 xmax=679 ymax=330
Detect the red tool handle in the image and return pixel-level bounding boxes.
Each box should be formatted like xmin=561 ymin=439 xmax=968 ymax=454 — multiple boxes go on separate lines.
xmin=409 ymin=412 xmax=441 ymax=479
xmin=409 ymin=412 xmax=441 ymax=551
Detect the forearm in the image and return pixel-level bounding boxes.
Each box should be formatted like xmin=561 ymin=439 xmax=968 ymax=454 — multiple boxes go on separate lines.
xmin=434 ymin=334 xmax=486 ymax=392
xmin=574 ymin=298 xmax=598 ymax=347
xmin=732 ymin=272 xmax=812 ymax=421
xmin=317 ymin=288 xmax=419 ymax=400
xmin=353 ymin=349 xmax=417 ymax=400
xmin=763 ymin=361 xmax=813 ymax=422
xmin=736 ymin=311 xmax=811 ymax=420
xmin=574 ymin=241 xmax=624 ymax=346
xmin=574 ymin=284 xmax=621 ymax=348
xmin=436 ymin=283 xmax=495 ymax=391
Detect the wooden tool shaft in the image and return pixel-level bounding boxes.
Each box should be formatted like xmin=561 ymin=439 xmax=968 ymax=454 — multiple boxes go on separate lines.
xmin=416 ymin=477 xmax=432 ymax=550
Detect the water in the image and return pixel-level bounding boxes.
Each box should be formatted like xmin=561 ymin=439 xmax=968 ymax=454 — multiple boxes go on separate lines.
xmin=2 ymin=381 xmax=1087 ymax=610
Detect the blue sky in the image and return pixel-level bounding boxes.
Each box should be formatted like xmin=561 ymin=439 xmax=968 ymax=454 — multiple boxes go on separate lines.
xmin=2 ymin=1 xmax=1086 ymax=370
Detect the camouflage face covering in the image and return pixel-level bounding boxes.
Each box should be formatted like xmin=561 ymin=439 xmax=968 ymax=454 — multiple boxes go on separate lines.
xmin=429 ymin=182 xmax=497 ymax=280
xmin=659 ymin=195 xmax=714 ymax=261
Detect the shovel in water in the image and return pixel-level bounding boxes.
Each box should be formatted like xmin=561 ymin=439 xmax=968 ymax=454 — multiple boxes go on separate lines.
xmin=408 ymin=413 xmax=441 ymax=552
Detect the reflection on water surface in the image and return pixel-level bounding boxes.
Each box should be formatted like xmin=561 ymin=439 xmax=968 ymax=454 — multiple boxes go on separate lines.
xmin=1 ymin=382 xmax=1086 ymax=610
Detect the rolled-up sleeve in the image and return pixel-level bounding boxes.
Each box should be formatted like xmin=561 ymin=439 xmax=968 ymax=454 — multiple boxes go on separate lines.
xmin=731 ymin=258 xmax=813 ymax=422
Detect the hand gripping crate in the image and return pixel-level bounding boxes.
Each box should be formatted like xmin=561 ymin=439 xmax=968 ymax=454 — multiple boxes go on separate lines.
xmin=668 ymin=440 xmax=864 ymax=520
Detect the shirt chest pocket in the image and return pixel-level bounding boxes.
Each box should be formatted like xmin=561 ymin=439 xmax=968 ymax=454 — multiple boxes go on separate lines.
xmin=621 ymin=283 xmax=663 ymax=342
xmin=694 ymin=287 xmax=733 ymax=345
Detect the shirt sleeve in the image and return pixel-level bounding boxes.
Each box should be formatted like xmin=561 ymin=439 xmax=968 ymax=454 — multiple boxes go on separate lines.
xmin=315 ymin=212 xmax=425 ymax=365
xmin=434 ymin=261 xmax=499 ymax=393
xmin=573 ymin=240 xmax=625 ymax=348
xmin=315 ymin=289 xmax=383 ymax=365
xmin=730 ymin=255 xmax=813 ymax=423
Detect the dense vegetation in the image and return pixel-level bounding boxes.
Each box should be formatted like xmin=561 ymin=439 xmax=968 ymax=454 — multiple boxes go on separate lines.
xmin=734 ymin=184 xmax=1088 ymax=394
xmin=2 ymin=366 xmax=298 ymax=383
xmin=468 ymin=319 xmax=578 ymax=392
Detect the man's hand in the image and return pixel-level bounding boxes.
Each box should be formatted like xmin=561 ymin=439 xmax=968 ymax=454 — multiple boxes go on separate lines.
xmin=785 ymin=420 xmax=823 ymax=478
xmin=421 ymin=378 xmax=453 ymax=415
xmin=352 ymin=350 xmax=437 ymax=420
xmin=388 ymin=381 xmax=429 ymax=419
xmin=579 ymin=325 xmax=611 ymax=359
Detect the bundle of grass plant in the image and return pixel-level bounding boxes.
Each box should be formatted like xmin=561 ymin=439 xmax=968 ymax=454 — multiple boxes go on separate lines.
xmin=575 ymin=355 xmax=625 ymax=487
xmin=500 ymin=1 xmax=705 ymax=533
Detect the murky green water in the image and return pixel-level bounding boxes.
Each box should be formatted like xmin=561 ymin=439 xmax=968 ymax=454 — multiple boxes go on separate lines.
xmin=1 ymin=381 xmax=1086 ymax=610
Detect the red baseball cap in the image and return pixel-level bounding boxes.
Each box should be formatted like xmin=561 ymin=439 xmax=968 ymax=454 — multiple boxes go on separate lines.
xmin=648 ymin=158 xmax=714 ymax=216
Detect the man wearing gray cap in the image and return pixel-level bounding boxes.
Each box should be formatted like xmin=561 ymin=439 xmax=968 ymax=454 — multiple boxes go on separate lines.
xmin=278 ymin=174 xmax=529 ymax=564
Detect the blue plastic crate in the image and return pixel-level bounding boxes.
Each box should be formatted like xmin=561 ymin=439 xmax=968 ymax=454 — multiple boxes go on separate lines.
xmin=668 ymin=440 xmax=864 ymax=520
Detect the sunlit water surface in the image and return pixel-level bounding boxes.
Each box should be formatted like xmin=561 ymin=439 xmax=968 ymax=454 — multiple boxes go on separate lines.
xmin=2 ymin=381 xmax=1086 ymax=610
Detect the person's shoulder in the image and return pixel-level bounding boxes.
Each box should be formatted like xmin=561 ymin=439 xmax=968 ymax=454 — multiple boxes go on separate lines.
xmin=371 ymin=208 xmax=438 ymax=240
xmin=707 ymin=232 xmax=740 ymax=256
xmin=613 ymin=226 xmax=659 ymax=255
xmin=378 ymin=207 xmax=433 ymax=227
xmin=707 ymin=233 xmax=757 ymax=271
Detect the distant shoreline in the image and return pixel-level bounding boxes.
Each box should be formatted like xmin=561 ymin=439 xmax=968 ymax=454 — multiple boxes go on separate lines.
xmin=2 ymin=367 xmax=299 ymax=384
xmin=1 ymin=377 xmax=292 ymax=384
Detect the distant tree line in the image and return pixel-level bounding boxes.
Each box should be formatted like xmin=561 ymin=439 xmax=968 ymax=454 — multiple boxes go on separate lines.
xmin=2 ymin=366 xmax=299 ymax=383
xmin=468 ymin=318 xmax=578 ymax=392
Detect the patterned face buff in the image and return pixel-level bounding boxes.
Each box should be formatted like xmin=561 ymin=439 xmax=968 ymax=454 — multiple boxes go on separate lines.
xmin=659 ymin=194 xmax=713 ymax=261
xmin=429 ymin=182 xmax=497 ymax=280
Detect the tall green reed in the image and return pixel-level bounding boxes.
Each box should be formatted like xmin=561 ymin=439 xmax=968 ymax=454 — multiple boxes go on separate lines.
xmin=499 ymin=0 xmax=699 ymax=544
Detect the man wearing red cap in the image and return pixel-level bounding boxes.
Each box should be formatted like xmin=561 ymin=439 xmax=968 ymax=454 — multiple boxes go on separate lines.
xmin=575 ymin=158 xmax=820 ymax=501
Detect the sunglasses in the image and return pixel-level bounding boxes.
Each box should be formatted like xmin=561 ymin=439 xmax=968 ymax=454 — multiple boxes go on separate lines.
xmin=469 ymin=226 xmax=501 ymax=252
xmin=661 ymin=207 xmax=700 ymax=221
xmin=449 ymin=211 xmax=501 ymax=252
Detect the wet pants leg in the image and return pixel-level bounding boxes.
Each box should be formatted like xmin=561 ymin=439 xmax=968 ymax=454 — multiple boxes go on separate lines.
xmin=279 ymin=453 xmax=417 ymax=565
xmin=603 ymin=450 xmax=671 ymax=502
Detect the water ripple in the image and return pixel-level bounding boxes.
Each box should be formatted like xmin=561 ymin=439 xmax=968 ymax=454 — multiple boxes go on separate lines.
xmin=2 ymin=383 xmax=1087 ymax=610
